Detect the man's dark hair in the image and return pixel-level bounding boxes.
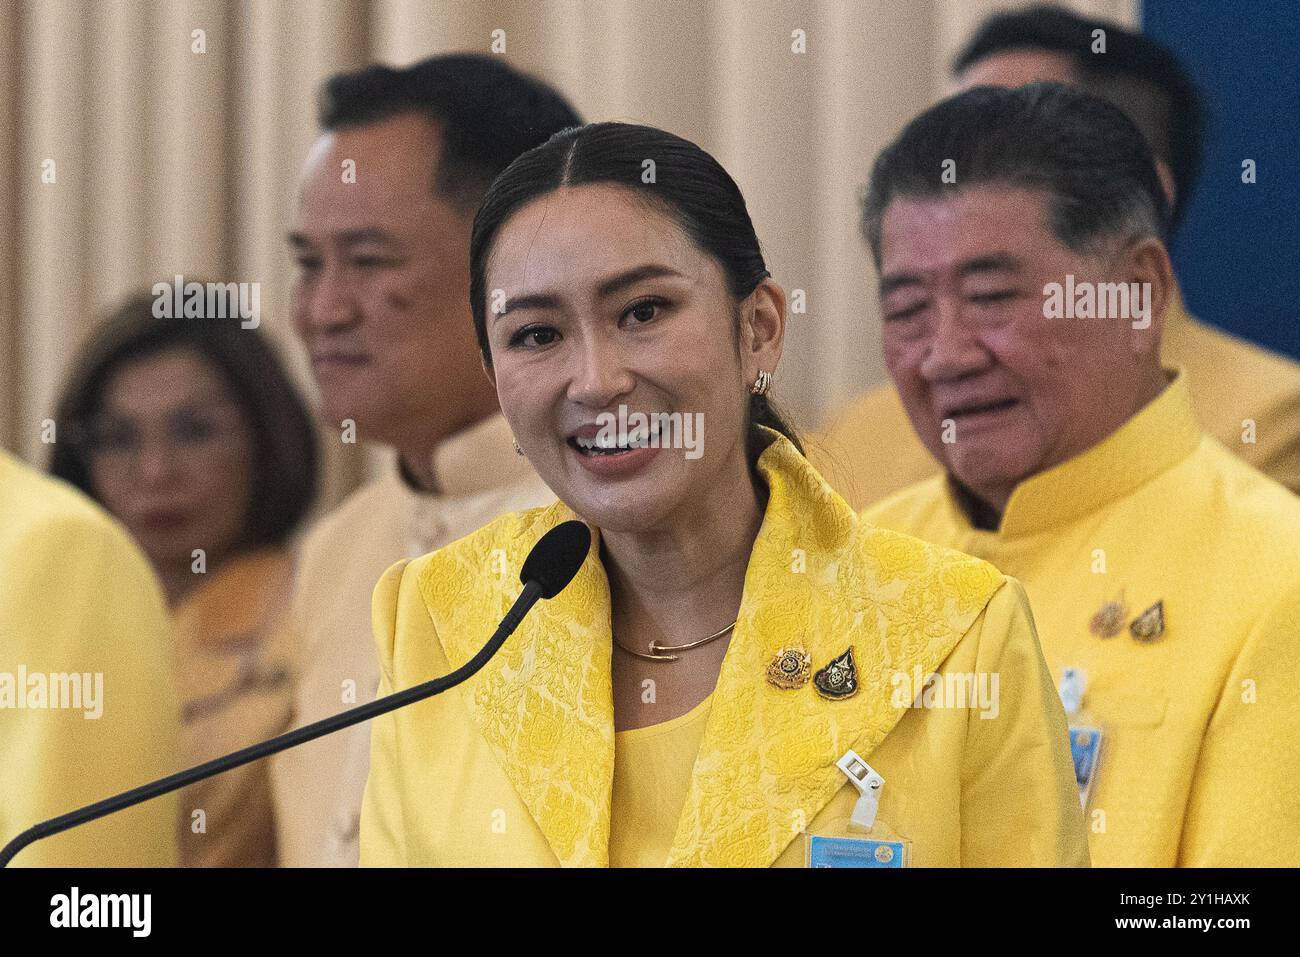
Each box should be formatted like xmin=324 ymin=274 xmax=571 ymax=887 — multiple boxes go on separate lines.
xmin=319 ymin=53 xmax=582 ymax=213
xmin=861 ymin=83 xmax=1170 ymax=268
xmin=953 ymin=4 xmax=1203 ymax=230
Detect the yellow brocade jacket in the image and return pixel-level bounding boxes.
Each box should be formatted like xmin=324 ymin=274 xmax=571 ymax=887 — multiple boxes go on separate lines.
xmin=360 ymin=431 xmax=1089 ymax=867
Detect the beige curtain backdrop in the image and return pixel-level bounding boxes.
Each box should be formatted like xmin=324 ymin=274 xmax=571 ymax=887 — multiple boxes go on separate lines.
xmin=0 ymin=0 xmax=1136 ymax=509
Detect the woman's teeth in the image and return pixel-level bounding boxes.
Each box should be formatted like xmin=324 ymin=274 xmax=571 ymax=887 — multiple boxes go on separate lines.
xmin=571 ymin=426 xmax=659 ymax=454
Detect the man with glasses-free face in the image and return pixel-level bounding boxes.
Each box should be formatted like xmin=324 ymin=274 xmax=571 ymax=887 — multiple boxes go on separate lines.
xmin=862 ymin=84 xmax=1300 ymax=867
xmin=269 ymin=55 xmax=578 ymax=867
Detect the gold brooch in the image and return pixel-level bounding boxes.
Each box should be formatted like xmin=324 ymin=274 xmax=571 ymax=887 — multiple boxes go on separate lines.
xmin=1089 ymin=590 xmax=1127 ymax=638
xmin=1129 ymin=601 xmax=1165 ymax=642
xmin=813 ymin=647 xmax=859 ymax=700
xmin=766 ymin=647 xmax=811 ymax=689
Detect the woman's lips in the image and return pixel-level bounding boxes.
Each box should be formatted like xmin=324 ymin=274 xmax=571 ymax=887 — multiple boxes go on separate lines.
xmin=566 ymin=438 xmax=660 ymax=478
xmin=136 ymin=509 xmax=191 ymax=532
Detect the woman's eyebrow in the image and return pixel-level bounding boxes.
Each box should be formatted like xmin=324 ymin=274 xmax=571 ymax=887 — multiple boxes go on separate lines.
xmin=594 ymin=263 xmax=686 ymax=299
xmin=498 ymin=264 xmax=687 ymax=320
xmin=496 ymin=292 xmax=561 ymax=319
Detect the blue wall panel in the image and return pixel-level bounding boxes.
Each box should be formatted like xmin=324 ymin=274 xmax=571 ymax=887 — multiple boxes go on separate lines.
xmin=1143 ymin=0 xmax=1299 ymax=359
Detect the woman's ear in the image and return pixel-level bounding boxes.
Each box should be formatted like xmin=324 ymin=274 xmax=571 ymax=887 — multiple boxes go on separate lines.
xmin=480 ymin=354 xmax=497 ymax=388
xmin=742 ymin=278 xmax=787 ymax=377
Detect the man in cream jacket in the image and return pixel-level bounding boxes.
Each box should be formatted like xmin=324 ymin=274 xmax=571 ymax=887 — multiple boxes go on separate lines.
xmin=269 ymin=55 xmax=578 ymax=866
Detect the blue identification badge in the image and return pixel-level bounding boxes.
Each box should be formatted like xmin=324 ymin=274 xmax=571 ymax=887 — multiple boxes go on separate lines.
xmin=804 ymin=750 xmax=911 ymax=868
xmin=807 ymin=834 xmax=908 ymax=868
xmin=1059 ymin=668 xmax=1104 ymax=809
xmin=1069 ymin=724 xmax=1104 ymax=809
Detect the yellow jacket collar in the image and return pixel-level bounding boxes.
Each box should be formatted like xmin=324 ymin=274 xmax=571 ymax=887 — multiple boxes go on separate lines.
xmin=419 ymin=428 xmax=1003 ymax=866
xmin=949 ymin=369 xmax=1201 ymax=538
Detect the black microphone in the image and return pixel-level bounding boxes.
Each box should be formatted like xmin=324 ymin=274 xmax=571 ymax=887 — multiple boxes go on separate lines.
xmin=0 ymin=519 xmax=591 ymax=867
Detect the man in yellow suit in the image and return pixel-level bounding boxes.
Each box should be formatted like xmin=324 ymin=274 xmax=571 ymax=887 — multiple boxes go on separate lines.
xmin=0 ymin=449 xmax=180 ymax=866
xmin=815 ymin=5 xmax=1300 ymax=507
xmin=860 ymin=83 xmax=1300 ymax=866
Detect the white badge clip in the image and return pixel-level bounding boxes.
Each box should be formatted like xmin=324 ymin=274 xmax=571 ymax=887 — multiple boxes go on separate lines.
xmin=836 ymin=749 xmax=884 ymax=832
xmin=1058 ymin=667 xmax=1087 ymax=718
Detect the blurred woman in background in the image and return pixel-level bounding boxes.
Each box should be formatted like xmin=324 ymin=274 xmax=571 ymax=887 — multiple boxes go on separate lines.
xmin=51 ymin=290 xmax=318 ymax=867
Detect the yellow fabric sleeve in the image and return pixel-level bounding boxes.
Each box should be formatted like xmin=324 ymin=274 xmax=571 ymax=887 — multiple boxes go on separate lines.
xmin=2 ymin=508 xmax=180 ymax=866
xmin=959 ymin=577 xmax=1092 ymax=867
xmin=1177 ymin=582 xmax=1300 ymax=866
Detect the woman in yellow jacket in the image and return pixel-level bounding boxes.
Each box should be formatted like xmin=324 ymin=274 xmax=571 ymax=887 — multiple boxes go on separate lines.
xmin=360 ymin=122 xmax=1088 ymax=868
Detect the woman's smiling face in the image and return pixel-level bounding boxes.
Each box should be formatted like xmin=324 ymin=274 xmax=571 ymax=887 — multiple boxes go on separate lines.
xmin=482 ymin=183 xmax=757 ymax=533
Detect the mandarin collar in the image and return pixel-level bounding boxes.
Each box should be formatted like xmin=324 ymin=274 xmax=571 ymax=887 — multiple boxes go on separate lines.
xmin=945 ymin=368 xmax=1201 ymax=538
xmin=395 ymin=412 xmax=536 ymax=501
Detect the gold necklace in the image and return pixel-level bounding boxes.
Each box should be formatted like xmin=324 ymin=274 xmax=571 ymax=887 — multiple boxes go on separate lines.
xmin=613 ymin=620 xmax=737 ymax=662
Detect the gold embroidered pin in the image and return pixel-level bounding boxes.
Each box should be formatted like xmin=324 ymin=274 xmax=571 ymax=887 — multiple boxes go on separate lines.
xmin=813 ymin=647 xmax=859 ymax=700
xmin=766 ymin=647 xmax=811 ymax=690
xmin=1089 ymin=590 xmax=1128 ymax=638
xmin=1129 ymin=601 xmax=1165 ymax=642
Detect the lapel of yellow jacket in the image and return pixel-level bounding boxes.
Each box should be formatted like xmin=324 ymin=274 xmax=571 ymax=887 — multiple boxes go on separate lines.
xmin=664 ymin=432 xmax=1004 ymax=867
xmin=418 ymin=499 xmax=615 ymax=868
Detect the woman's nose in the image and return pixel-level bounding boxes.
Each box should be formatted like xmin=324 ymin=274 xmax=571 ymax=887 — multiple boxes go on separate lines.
xmin=134 ymin=438 xmax=184 ymax=485
xmin=566 ymin=334 xmax=636 ymax=408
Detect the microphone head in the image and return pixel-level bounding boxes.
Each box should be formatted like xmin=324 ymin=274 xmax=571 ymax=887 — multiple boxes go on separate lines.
xmin=520 ymin=520 xmax=592 ymax=599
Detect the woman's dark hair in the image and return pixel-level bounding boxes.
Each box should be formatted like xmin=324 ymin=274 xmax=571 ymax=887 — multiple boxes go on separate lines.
xmin=50 ymin=290 xmax=319 ymax=550
xmin=468 ymin=121 xmax=802 ymax=472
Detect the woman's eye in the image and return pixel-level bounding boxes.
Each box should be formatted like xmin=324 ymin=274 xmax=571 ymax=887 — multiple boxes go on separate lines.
xmin=510 ymin=325 xmax=559 ymax=348
xmin=172 ymin=418 xmax=219 ymax=444
xmin=91 ymin=423 xmax=137 ymax=452
xmin=622 ymin=298 xmax=664 ymax=325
